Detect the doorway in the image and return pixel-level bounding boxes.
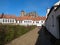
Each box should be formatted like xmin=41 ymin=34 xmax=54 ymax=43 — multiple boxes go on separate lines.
xmin=57 ymin=16 xmax=60 ymax=37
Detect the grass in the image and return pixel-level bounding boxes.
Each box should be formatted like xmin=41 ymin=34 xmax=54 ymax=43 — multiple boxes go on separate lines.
xmin=0 ymin=24 xmax=36 ymax=45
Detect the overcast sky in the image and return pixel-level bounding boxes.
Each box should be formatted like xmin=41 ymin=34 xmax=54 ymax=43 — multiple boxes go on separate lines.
xmin=0 ymin=0 xmax=59 ymax=16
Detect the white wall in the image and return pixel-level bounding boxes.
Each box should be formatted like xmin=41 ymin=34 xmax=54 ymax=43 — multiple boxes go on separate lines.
xmin=17 ymin=20 xmax=45 ymax=26
xmin=2 ymin=18 xmax=16 ymax=24
xmin=0 ymin=19 xmax=3 ymax=23
xmin=17 ymin=20 xmax=33 ymax=26
xmin=0 ymin=18 xmax=45 ymax=26
xmin=33 ymin=20 xmax=45 ymax=26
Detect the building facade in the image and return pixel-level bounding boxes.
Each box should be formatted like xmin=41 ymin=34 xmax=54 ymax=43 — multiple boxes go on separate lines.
xmin=45 ymin=1 xmax=60 ymax=39
xmin=0 ymin=11 xmax=46 ymax=26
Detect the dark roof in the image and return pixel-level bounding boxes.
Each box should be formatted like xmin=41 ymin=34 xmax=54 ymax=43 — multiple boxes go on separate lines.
xmin=45 ymin=4 xmax=60 ymax=22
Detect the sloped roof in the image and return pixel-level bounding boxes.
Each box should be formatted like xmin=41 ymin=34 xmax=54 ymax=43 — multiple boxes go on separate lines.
xmin=0 ymin=14 xmax=16 ymax=19
xmin=16 ymin=16 xmax=32 ymax=20
xmin=33 ymin=16 xmax=46 ymax=21
xmin=16 ymin=16 xmax=46 ymax=21
xmin=45 ymin=1 xmax=60 ymax=22
xmin=54 ymin=1 xmax=60 ymax=6
xmin=0 ymin=14 xmax=46 ymax=21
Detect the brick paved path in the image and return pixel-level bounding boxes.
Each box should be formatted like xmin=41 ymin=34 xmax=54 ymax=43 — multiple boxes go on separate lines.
xmin=6 ymin=27 xmax=39 ymax=45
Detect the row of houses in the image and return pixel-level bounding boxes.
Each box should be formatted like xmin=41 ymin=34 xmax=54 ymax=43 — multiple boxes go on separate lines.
xmin=0 ymin=11 xmax=46 ymax=26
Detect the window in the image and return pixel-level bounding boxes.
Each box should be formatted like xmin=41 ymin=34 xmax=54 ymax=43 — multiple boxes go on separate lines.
xmin=16 ymin=20 xmax=17 ymax=23
xmin=52 ymin=15 xmax=54 ymax=27
xmin=10 ymin=19 xmax=14 ymax=23
xmin=8 ymin=20 xmax=9 ymax=22
xmin=3 ymin=19 xmax=4 ymax=22
xmin=52 ymin=15 xmax=54 ymax=18
xmin=4 ymin=19 xmax=7 ymax=22
xmin=19 ymin=21 xmax=22 ymax=23
xmin=24 ymin=21 xmax=27 ymax=23
xmin=28 ymin=21 xmax=31 ymax=23
xmin=36 ymin=21 xmax=39 ymax=23
xmin=24 ymin=21 xmax=31 ymax=23
xmin=10 ymin=20 xmax=12 ymax=22
xmin=12 ymin=20 xmax=14 ymax=22
xmin=41 ymin=21 xmax=43 ymax=23
xmin=33 ymin=21 xmax=34 ymax=23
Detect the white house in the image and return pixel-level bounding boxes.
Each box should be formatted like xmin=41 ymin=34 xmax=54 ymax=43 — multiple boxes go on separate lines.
xmin=0 ymin=12 xmax=46 ymax=26
xmin=45 ymin=1 xmax=60 ymax=39
xmin=16 ymin=16 xmax=46 ymax=26
xmin=0 ymin=14 xmax=16 ymax=24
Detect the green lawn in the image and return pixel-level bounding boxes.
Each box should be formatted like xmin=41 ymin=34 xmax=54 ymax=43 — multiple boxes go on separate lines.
xmin=0 ymin=25 xmax=36 ymax=45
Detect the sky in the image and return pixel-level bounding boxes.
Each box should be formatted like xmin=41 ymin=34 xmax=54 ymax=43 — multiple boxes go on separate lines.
xmin=0 ymin=0 xmax=59 ymax=16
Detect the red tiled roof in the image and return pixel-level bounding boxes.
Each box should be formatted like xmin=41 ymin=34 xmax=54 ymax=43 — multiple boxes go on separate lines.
xmin=0 ymin=14 xmax=46 ymax=21
xmin=16 ymin=16 xmax=33 ymax=20
xmin=32 ymin=17 xmax=46 ymax=21
xmin=16 ymin=16 xmax=46 ymax=21
xmin=0 ymin=14 xmax=16 ymax=19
